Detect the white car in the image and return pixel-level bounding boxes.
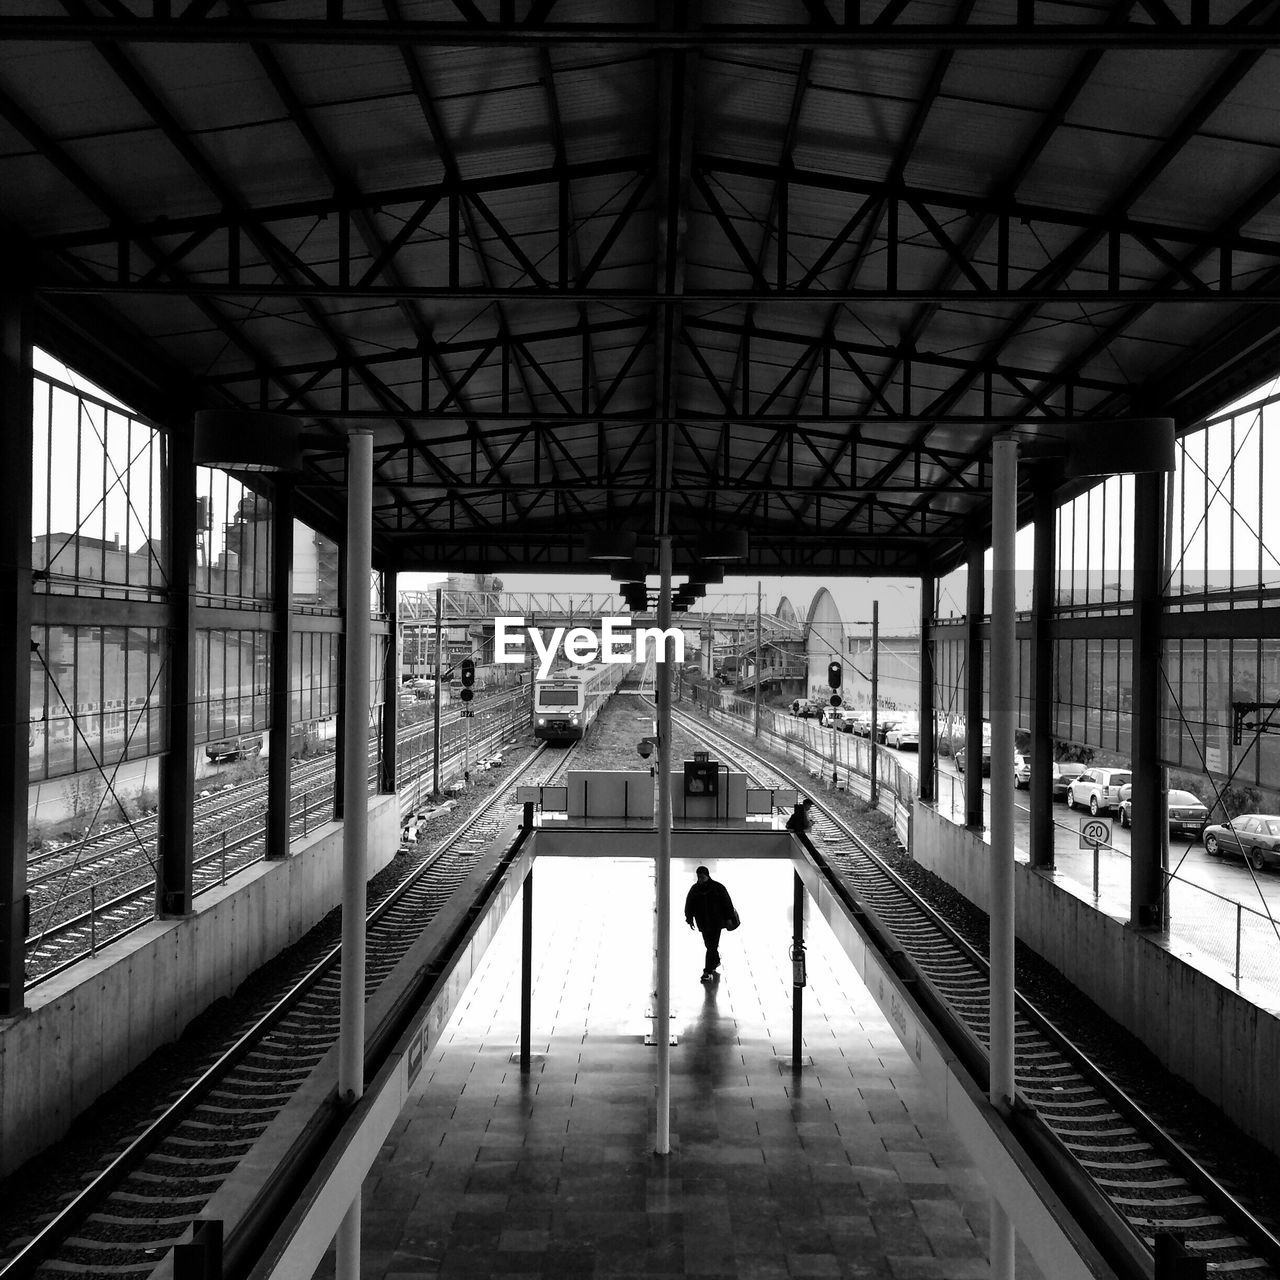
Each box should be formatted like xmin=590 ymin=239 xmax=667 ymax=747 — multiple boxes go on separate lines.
xmin=1014 ymin=754 xmax=1031 ymax=788
xmin=1067 ymin=767 xmax=1133 ymax=816
xmin=885 ymin=721 xmax=919 ymax=750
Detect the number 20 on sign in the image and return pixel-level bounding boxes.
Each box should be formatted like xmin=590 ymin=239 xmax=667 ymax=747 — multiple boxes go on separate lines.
xmin=1079 ymin=818 xmax=1112 ymax=849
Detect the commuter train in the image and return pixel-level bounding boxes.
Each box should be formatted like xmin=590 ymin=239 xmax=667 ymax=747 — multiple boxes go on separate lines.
xmin=532 ymin=663 xmax=627 ymax=743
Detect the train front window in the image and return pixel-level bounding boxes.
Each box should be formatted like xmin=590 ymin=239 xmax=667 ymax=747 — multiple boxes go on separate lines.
xmin=537 ymin=689 xmax=579 ymax=707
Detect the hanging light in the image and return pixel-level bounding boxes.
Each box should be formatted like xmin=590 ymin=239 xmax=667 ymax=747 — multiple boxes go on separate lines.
xmin=584 ymin=531 xmax=639 ymax=561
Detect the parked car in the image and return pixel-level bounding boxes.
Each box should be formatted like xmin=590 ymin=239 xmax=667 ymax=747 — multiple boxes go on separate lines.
xmin=1117 ymin=786 xmax=1209 ymax=840
xmin=1013 ymin=754 xmax=1031 ymax=788
xmin=1067 ymin=767 xmax=1133 ymax=815
xmin=819 ymin=705 xmax=844 ymax=729
xmin=875 ymin=716 xmax=903 ymax=745
xmin=791 ymin=698 xmax=820 ymax=718
xmin=1051 ymin=760 xmax=1087 ymax=801
xmin=885 ymin=720 xmax=919 ymax=750
xmin=954 ymin=743 xmax=991 ymax=776
xmin=848 ymin=713 xmax=872 ymax=737
xmin=1202 ymin=814 xmax=1280 ymax=871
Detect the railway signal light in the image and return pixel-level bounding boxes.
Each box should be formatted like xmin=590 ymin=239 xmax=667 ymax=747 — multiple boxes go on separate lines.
xmin=827 ymin=660 xmax=842 ymax=689
xmin=460 ymin=657 xmax=475 ymax=701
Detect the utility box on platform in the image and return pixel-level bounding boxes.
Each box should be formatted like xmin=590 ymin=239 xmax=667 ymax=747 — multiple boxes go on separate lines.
xmin=683 ymin=758 xmax=719 ymax=798
xmin=672 ymin=765 xmax=748 ymax=820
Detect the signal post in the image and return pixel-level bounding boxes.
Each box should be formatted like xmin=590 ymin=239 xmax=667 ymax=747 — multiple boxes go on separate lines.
xmin=460 ymin=657 xmax=476 ymax=784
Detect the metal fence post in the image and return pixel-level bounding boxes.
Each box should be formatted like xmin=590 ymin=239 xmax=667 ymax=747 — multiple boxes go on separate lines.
xmin=89 ymin=884 xmax=96 ymax=955
xmin=1235 ymin=903 xmax=1243 ymax=981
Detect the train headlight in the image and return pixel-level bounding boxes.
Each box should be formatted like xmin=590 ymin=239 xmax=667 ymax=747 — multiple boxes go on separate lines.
xmin=571 ymin=714 xmax=580 ymax=724
xmin=537 ymin=716 xmax=546 ymax=725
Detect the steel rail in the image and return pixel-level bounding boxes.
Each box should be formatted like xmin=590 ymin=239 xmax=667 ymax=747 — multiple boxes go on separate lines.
xmin=677 ymin=705 xmax=1280 ymax=1278
xmin=23 ymin=700 xmax=523 ymax=982
xmin=0 ymin=740 xmax=565 ymax=1280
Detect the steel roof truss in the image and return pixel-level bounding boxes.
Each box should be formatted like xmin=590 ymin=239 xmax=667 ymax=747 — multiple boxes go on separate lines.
xmin=11 ymin=6 xmax=1280 ymax=43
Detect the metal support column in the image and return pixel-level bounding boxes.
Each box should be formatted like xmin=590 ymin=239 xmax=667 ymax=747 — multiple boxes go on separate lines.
xmin=1029 ymin=477 xmax=1056 ymax=869
xmin=869 ymin=600 xmax=880 ymax=808
xmin=917 ymin=575 xmax=936 ymax=803
xmin=0 ymin=292 xmax=32 ymax=1016
xmin=989 ymin=437 xmax=1018 ymax=1280
xmin=380 ymin=568 xmax=398 ymax=795
xmin=753 ymin=581 xmax=761 ymax=737
xmin=655 ymin=535 xmax=673 ymax=1155
xmin=336 ymin=431 xmax=372 ymax=1280
xmin=333 ymin=534 xmax=347 ymax=823
xmin=520 ymin=868 xmax=533 ymax=1074
xmin=791 ymin=872 xmax=805 ymax=1070
xmin=159 ymin=417 xmax=198 ymax=916
xmin=267 ymin=479 xmax=294 ymax=860
xmin=432 ymin=586 xmax=443 ymax=798
xmin=1131 ymin=470 xmax=1165 ymax=928
xmin=964 ymin=539 xmax=986 ymax=829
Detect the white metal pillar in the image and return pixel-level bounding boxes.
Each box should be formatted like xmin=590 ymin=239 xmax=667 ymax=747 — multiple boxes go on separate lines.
xmin=336 ymin=430 xmax=373 ymax=1280
xmin=655 ymin=535 xmax=673 ymax=1154
xmin=989 ymin=435 xmax=1018 ymax=1279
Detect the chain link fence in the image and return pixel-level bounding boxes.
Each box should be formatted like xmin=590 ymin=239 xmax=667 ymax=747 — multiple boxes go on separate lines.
xmin=702 ymin=689 xmax=1280 ymax=999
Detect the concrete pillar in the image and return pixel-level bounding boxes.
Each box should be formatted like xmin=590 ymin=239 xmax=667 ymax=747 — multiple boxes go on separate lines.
xmin=0 ymin=291 xmax=32 ymax=1015
xmin=917 ymin=574 xmax=936 ymax=803
xmin=1130 ymin=470 xmax=1166 ymax=928
xmin=333 ymin=537 xmax=347 ymax=821
xmin=267 ymin=478 xmax=294 ymax=860
xmin=380 ymin=568 xmax=398 ymax=794
xmin=1029 ymin=474 xmax=1056 ymax=869
xmin=964 ymin=538 xmax=986 ymax=829
xmin=159 ymin=415 xmax=197 ymax=916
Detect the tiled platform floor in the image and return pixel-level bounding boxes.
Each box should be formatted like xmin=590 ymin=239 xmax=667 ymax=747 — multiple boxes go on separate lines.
xmin=320 ymin=855 xmax=1045 ymax=1279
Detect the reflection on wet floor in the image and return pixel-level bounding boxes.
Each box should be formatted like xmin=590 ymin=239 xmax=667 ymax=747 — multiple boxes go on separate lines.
xmin=318 ymin=855 xmax=1043 ymax=1279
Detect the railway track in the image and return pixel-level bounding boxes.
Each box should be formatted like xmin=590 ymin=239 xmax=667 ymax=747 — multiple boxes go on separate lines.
xmin=23 ymin=698 xmax=525 ymax=982
xmin=678 ymin=705 xmax=1280 ymax=1279
xmin=9 ymin=692 xmax=1277 ymax=1278
xmin=1 ymin=737 xmax=576 ymax=1280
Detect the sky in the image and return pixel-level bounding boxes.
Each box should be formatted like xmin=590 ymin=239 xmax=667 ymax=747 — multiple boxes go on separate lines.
xmin=400 ymin=570 xmax=925 ymax=634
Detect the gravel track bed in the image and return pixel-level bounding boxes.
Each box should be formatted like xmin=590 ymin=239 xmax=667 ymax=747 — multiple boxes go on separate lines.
xmin=695 ymin=700 xmax=1280 ymax=1251
xmin=4 ymin=697 xmax=1278 ymax=1269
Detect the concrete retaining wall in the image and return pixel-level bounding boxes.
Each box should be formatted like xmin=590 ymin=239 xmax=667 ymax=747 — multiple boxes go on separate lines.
xmin=0 ymin=795 xmax=399 ymax=1177
xmin=911 ymin=803 xmax=1280 ymax=1160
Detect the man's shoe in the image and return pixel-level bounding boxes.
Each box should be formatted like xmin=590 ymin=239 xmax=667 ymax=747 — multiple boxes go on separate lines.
xmin=700 ymin=971 xmax=712 ymax=983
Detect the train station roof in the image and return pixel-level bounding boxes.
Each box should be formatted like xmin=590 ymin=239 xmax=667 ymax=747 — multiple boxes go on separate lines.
xmin=5 ymin=5 xmax=1280 ymax=579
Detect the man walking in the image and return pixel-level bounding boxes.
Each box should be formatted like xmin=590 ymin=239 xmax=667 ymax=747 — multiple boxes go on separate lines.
xmin=684 ymin=865 xmax=736 ymax=984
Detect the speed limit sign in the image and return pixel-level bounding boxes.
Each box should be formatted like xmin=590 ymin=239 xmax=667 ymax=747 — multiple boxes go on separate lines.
xmin=1079 ymin=817 xmax=1112 ymax=848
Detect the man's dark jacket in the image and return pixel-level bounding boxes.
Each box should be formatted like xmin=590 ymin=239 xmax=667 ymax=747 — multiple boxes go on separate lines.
xmin=684 ymin=877 xmax=735 ymax=930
